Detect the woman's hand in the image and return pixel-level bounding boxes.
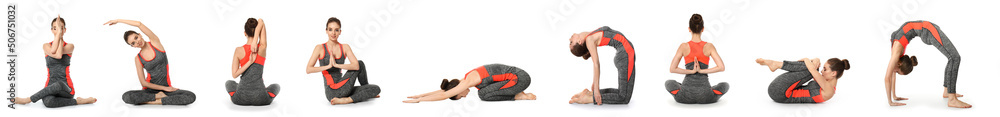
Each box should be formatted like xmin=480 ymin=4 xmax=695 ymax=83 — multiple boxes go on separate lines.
xmin=163 ymin=87 xmax=179 ymax=92
xmin=592 ymin=87 xmax=602 ymax=105
xmin=693 ymin=61 xmax=702 ymax=73
xmin=103 ymin=20 xmax=120 ymax=26
xmin=247 ymin=53 xmax=257 ymax=63
xmin=403 ymin=99 xmax=420 ymax=103
xmin=250 ymin=45 xmax=258 ymax=53
xmin=103 ymin=19 xmax=141 ymax=26
xmin=801 ymin=58 xmax=818 ymax=70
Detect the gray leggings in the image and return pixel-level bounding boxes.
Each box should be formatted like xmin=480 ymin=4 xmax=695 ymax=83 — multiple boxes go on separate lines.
xmin=595 ymin=48 xmax=635 ymax=104
xmin=665 ymin=62 xmax=729 ymax=104
xmin=29 ymin=82 xmax=77 ymax=108
xmin=226 ymin=81 xmax=279 ymax=106
xmin=476 ymin=64 xmax=531 ymax=101
xmin=890 ymin=21 xmax=961 ymax=93
xmin=122 ymin=89 xmax=197 ymax=105
xmin=226 ymin=63 xmax=280 ymax=106
xmin=324 ymin=60 xmax=381 ymax=102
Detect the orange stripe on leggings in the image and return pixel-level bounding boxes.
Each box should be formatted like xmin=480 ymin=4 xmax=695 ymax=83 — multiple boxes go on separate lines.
xmin=784 ymin=81 xmax=801 ymax=98
xmin=323 ymin=70 xmax=351 ymax=89
xmin=491 ymin=73 xmax=518 ymax=89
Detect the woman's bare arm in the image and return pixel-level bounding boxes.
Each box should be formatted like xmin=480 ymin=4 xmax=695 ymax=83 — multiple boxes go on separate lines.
xmin=333 ymin=44 xmax=360 ymax=70
xmin=42 ymin=43 xmax=62 ymax=59
xmin=306 ymin=45 xmax=333 ymax=74
xmin=698 ymin=43 xmax=725 ymax=74
xmin=586 ymin=33 xmax=603 ymax=105
xmin=256 ymin=18 xmax=267 ymax=57
xmin=405 ymin=73 xmax=482 ymax=103
xmin=105 ymin=19 xmax=163 ymax=50
xmin=669 ymin=43 xmax=697 ymax=74
xmin=407 ymin=90 xmax=445 ymax=99
xmin=885 ymin=42 xmax=904 ymax=105
xmin=231 ymin=48 xmax=254 ymax=78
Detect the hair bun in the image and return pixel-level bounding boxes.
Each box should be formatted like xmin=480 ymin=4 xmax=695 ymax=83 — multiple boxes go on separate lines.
xmin=842 ymin=59 xmax=851 ymax=70
xmin=910 ymin=56 xmax=918 ymax=66
xmin=440 ymin=79 xmax=450 ymax=90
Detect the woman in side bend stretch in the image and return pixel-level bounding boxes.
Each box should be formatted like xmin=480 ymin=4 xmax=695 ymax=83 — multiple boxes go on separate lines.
xmin=107 ymin=19 xmax=197 ymax=105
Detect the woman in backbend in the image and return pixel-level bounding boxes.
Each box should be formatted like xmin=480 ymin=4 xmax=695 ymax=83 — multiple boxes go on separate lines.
xmin=566 ymin=26 xmax=636 ymax=105
xmin=664 ymin=14 xmax=729 ymax=104
xmin=225 ymin=18 xmax=280 ymax=106
xmin=107 ymin=19 xmax=197 ymax=105
xmin=756 ymin=58 xmax=848 ymax=103
xmin=882 ymin=21 xmax=970 ymax=108
xmin=404 ymin=64 xmax=535 ymax=103
xmin=305 ymin=17 xmax=381 ymax=105
xmin=12 ymin=16 xmax=97 ymax=108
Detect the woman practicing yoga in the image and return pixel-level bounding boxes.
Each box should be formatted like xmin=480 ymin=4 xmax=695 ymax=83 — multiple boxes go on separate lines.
xmin=226 ymin=18 xmax=280 ymax=106
xmin=756 ymin=58 xmax=848 ymax=103
xmin=108 ymin=19 xmax=197 ymax=105
xmin=404 ymin=64 xmax=535 ymax=103
xmin=567 ymin=26 xmax=636 ymax=105
xmin=12 ymin=16 xmax=97 ymax=108
xmin=665 ymin=14 xmax=729 ymax=104
xmin=883 ymin=21 xmax=971 ymax=108
xmin=305 ymin=17 xmax=381 ymax=105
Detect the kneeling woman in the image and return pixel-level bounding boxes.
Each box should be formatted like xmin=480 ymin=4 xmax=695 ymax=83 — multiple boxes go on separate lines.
xmin=404 ymin=64 xmax=536 ymax=103
xmin=756 ymin=58 xmax=848 ymax=103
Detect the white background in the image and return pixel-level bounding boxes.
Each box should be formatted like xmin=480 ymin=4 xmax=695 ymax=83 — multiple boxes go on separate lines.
xmin=3 ymin=0 xmax=997 ymax=117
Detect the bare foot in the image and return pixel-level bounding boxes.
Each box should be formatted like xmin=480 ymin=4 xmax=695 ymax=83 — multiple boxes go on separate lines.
xmin=569 ymin=89 xmax=587 ymax=99
xmin=569 ymin=90 xmax=594 ymax=104
xmin=155 ymin=91 xmax=167 ymax=99
xmin=569 ymin=90 xmax=583 ymax=103
xmin=515 ymin=92 xmax=536 ymax=100
xmin=76 ymin=97 xmax=97 ymax=104
xmin=755 ymin=58 xmax=766 ymax=65
xmin=571 ymin=93 xmax=594 ymax=104
xmin=947 ymin=97 xmax=971 ymax=108
xmin=756 ymin=58 xmax=779 ymax=72
xmin=145 ymin=99 xmax=163 ymax=105
xmin=13 ymin=97 xmax=31 ymax=104
xmin=889 ymin=102 xmax=906 ymax=106
xmin=330 ymin=98 xmax=354 ymax=105
xmin=894 ymin=97 xmax=908 ymax=101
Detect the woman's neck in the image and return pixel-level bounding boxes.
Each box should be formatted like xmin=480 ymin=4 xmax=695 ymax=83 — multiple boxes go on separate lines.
xmin=690 ymin=34 xmax=702 ymax=42
xmin=327 ymin=40 xmax=340 ymax=45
